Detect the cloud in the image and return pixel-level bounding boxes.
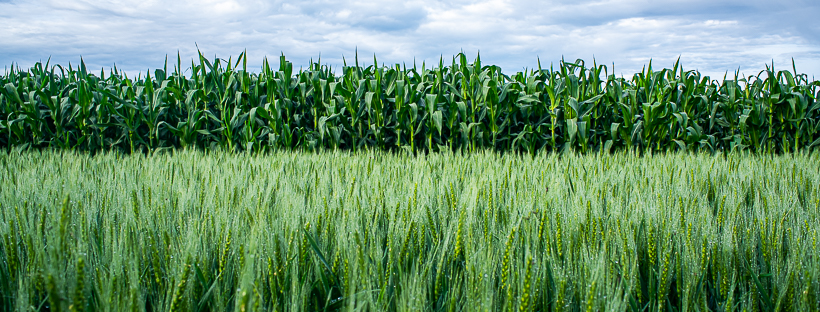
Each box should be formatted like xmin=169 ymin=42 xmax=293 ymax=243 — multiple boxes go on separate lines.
xmin=1 ymin=0 xmax=818 ymax=79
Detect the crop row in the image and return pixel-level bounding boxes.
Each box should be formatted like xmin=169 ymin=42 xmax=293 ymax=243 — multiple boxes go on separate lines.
xmin=1 ymin=52 xmax=819 ymax=154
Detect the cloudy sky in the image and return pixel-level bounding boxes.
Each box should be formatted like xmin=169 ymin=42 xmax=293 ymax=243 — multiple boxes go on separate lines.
xmin=2 ymin=0 xmax=819 ymax=79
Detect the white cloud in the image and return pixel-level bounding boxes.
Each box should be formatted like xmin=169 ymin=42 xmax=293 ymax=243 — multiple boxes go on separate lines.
xmin=1 ymin=0 xmax=818 ymax=78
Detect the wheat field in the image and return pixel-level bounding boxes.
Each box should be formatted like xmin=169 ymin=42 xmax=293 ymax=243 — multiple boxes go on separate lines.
xmin=1 ymin=149 xmax=817 ymax=311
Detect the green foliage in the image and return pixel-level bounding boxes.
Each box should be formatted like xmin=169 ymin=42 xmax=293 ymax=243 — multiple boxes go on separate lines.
xmin=0 ymin=150 xmax=818 ymax=311
xmin=2 ymin=53 xmax=819 ymax=154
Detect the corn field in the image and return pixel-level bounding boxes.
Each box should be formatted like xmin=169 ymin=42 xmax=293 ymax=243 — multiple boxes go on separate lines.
xmin=2 ymin=52 xmax=820 ymax=154
xmin=1 ymin=150 xmax=818 ymax=311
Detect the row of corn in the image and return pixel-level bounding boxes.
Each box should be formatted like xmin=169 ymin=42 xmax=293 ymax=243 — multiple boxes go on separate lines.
xmin=0 ymin=150 xmax=817 ymax=311
xmin=1 ymin=52 xmax=819 ymax=154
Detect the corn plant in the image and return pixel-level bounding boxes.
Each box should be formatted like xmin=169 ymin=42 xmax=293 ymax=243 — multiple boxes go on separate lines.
xmin=2 ymin=53 xmax=819 ymax=154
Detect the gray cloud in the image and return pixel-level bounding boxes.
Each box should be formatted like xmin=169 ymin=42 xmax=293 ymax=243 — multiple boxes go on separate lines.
xmin=288 ymin=0 xmax=428 ymax=31
xmin=1 ymin=0 xmax=818 ymax=79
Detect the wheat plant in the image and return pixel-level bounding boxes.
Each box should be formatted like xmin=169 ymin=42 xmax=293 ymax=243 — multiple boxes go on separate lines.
xmin=0 ymin=149 xmax=818 ymax=311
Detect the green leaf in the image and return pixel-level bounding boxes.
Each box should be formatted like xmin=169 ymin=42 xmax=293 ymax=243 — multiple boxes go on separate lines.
xmin=432 ymin=111 xmax=443 ymax=135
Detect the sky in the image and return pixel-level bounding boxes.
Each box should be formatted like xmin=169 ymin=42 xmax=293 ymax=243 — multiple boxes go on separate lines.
xmin=1 ymin=0 xmax=819 ymax=79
